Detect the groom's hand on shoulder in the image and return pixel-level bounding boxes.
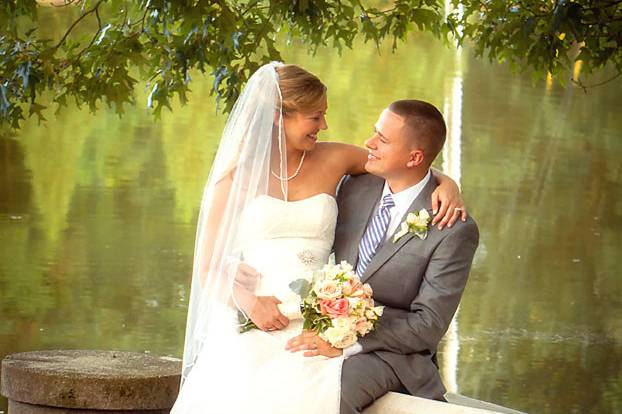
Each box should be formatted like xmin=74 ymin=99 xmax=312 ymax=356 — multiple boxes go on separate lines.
xmin=285 ymin=330 xmax=343 ymax=358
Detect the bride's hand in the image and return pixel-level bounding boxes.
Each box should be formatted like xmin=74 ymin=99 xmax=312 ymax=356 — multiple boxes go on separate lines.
xmin=285 ymin=330 xmax=342 ymax=358
xmin=431 ymin=181 xmax=468 ymax=230
xmin=249 ymin=296 xmax=289 ymax=331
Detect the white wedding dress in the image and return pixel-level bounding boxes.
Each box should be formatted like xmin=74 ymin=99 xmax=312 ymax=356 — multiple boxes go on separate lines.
xmin=172 ymin=193 xmax=344 ymax=413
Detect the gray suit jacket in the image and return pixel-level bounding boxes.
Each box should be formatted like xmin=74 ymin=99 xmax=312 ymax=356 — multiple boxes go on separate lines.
xmin=334 ymin=173 xmax=479 ymax=399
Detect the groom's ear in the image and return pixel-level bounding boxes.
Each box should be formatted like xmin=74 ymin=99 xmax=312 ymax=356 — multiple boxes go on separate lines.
xmin=406 ymin=149 xmax=425 ymax=168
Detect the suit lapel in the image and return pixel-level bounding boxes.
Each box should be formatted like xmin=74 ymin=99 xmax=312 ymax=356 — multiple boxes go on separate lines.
xmin=343 ymin=178 xmax=384 ymax=266
xmin=361 ymin=176 xmax=438 ymax=283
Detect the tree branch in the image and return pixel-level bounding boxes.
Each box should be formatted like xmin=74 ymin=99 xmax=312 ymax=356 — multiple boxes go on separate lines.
xmin=241 ymin=0 xmax=261 ymax=17
xmin=139 ymin=3 xmax=150 ymax=32
xmin=572 ymin=70 xmax=622 ymax=92
xmin=74 ymin=3 xmax=103 ymax=58
xmin=50 ymin=0 xmax=82 ymax=8
xmin=53 ymin=0 xmax=106 ymax=51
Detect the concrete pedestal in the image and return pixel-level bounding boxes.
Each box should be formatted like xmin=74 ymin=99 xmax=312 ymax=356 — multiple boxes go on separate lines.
xmin=1 ymin=350 xmax=182 ymax=413
xmin=2 ymin=349 xmax=525 ymax=414
xmin=365 ymin=392 xmax=525 ymax=414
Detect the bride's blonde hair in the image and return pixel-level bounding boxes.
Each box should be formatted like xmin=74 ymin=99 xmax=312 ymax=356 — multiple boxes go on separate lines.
xmin=276 ymin=64 xmax=327 ymax=115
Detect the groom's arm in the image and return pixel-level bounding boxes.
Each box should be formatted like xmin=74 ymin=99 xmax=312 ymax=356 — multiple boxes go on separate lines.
xmin=358 ymin=221 xmax=479 ymax=355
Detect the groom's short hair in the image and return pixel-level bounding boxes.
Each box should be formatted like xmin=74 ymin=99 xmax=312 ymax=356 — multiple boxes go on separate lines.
xmin=389 ymin=100 xmax=446 ymax=164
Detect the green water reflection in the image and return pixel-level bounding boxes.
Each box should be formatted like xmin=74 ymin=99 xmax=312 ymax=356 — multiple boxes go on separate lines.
xmin=1 ymin=9 xmax=621 ymax=414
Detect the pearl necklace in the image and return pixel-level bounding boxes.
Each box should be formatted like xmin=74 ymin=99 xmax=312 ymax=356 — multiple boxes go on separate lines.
xmin=271 ymin=151 xmax=306 ymax=181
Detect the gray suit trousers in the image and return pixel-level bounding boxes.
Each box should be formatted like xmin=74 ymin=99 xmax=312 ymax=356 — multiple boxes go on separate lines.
xmin=340 ymin=353 xmax=405 ymax=414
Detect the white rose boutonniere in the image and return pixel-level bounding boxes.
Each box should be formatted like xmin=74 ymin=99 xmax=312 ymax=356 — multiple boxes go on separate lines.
xmin=392 ymin=208 xmax=432 ymax=242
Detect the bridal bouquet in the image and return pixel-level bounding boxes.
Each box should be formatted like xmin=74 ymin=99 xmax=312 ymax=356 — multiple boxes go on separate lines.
xmin=289 ymin=261 xmax=384 ymax=349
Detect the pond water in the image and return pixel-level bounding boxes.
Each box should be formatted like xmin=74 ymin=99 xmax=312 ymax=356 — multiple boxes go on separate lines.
xmin=1 ymin=7 xmax=621 ymax=414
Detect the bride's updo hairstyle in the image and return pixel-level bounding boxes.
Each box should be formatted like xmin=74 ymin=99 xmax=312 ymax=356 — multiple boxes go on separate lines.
xmin=276 ymin=64 xmax=327 ymax=115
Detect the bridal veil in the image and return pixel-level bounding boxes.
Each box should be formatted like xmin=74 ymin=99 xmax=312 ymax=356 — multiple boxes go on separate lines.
xmin=180 ymin=62 xmax=289 ymax=385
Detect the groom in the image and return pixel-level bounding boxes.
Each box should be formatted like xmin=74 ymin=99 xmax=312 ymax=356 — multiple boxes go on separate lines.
xmin=289 ymin=99 xmax=479 ymax=412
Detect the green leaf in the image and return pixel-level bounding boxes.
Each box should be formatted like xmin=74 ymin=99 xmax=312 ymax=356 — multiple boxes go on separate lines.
xmin=289 ymin=278 xmax=311 ymax=298
xmin=1 ymin=0 xmax=619 ymax=130
xmin=28 ymin=102 xmax=46 ymax=122
xmin=237 ymin=311 xmax=258 ymax=333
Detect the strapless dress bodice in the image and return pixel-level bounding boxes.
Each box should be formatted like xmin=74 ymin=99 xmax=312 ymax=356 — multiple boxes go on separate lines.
xmin=239 ymin=193 xmax=338 ymax=316
xmin=240 ymin=193 xmax=337 ymax=240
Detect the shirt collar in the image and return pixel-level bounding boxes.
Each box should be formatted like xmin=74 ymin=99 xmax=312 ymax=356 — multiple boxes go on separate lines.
xmin=381 ymin=170 xmax=432 ymax=212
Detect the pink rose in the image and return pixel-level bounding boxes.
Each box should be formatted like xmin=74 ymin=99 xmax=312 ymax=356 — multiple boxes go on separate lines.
xmin=351 ymin=282 xmax=372 ymax=299
xmin=354 ymin=318 xmax=371 ymax=335
xmin=320 ymin=298 xmax=350 ymax=317
xmin=343 ymin=279 xmax=363 ymax=296
xmin=355 ymin=317 xmax=366 ymax=328
xmin=350 ymin=289 xmax=365 ymax=298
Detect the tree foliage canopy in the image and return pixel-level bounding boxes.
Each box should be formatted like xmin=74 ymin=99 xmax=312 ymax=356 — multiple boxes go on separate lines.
xmin=1 ymin=0 xmax=620 ymax=129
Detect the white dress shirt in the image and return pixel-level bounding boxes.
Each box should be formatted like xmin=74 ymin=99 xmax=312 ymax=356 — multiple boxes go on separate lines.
xmin=382 ymin=170 xmax=432 ymax=242
xmin=342 ymin=170 xmax=432 ymax=359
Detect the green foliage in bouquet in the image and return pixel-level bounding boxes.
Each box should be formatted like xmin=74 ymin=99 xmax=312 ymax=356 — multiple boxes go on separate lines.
xmin=300 ymin=292 xmax=332 ymax=334
xmin=289 ymin=278 xmax=329 ymax=333
xmin=237 ymin=310 xmax=257 ymax=333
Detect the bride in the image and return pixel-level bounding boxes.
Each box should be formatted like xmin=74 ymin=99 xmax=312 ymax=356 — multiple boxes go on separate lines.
xmin=171 ymin=62 xmax=466 ymax=413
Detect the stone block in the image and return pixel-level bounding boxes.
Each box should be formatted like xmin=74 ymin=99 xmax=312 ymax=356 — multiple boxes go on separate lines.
xmin=1 ymin=350 xmax=181 ymax=412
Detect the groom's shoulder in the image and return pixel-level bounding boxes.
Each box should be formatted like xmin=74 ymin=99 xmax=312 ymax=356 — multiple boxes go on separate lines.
xmin=437 ymin=214 xmax=479 ymax=247
xmin=338 ymin=173 xmax=383 ymax=194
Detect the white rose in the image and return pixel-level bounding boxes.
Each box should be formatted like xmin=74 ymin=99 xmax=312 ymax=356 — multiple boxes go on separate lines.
xmin=333 ymin=331 xmax=357 ymax=348
xmin=321 ymin=318 xmax=357 ymax=348
xmin=347 ymin=297 xmax=362 ymax=309
xmin=312 ymin=268 xmax=327 ymax=284
xmin=418 ymin=208 xmax=431 ymax=221
xmin=355 ymin=319 xmax=374 ymax=336
xmin=365 ymin=309 xmax=376 ymax=320
xmin=339 ymin=260 xmax=354 ymax=274
xmin=323 ymin=264 xmax=343 ymax=280
xmin=314 ymin=280 xmax=342 ymax=300
xmin=407 ymin=209 xmax=430 ymax=228
xmin=332 ymin=316 xmax=354 ymax=330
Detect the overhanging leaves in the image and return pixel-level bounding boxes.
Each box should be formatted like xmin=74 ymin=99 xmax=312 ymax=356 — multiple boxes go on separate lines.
xmin=0 ymin=0 xmax=620 ymax=130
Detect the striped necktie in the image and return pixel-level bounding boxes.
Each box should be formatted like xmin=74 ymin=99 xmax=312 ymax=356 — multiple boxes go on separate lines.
xmin=356 ymin=193 xmax=395 ymax=277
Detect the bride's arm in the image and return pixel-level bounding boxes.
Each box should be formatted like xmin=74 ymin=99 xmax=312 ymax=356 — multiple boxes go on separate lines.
xmin=199 ymin=169 xmax=289 ymax=331
xmin=339 ymin=143 xmax=368 ymax=176
xmin=329 ymin=143 xmax=468 ymax=227
xmin=429 ymin=168 xmax=468 ymax=229
xmin=198 ymin=172 xmax=234 ymax=286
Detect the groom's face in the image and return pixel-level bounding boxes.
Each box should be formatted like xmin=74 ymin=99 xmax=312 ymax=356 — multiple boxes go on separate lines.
xmin=364 ymin=109 xmax=414 ymax=179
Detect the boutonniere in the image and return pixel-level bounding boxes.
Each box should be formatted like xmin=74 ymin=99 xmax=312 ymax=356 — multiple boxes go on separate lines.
xmin=392 ymin=208 xmax=432 ymax=242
